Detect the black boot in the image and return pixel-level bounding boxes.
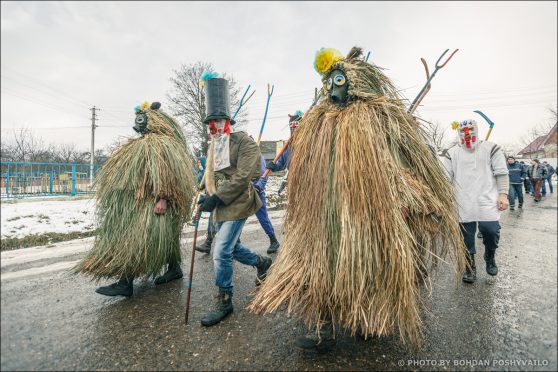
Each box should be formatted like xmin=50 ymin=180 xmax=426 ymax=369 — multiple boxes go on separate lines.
xmin=155 ymin=263 xmax=183 ymax=285
xmin=96 ymin=278 xmax=133 ymax=297
xmin=295 ymin=322 xmax=336 ymax=353
xmin=462 ymin=253 xmax=477 ymax=284
xmin=484 ymin=250 xmax=498 ymax=276
xmin=201 ymin=289 xmax=233 ymax=327
xmin=267 ymin=234 xmax=280 ymax=254
xmin=195 ymin=236 xmax=213 ymax=254
xmin=255 ymin=255 xmax=272 ymax=286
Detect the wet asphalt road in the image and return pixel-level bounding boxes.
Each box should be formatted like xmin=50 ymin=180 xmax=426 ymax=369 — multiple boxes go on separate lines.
xmin=1 ymin=193 xmax=557 ymax=371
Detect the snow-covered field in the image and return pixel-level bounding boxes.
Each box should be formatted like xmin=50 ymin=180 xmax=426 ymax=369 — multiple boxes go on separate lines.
xmin=1 ymin=174 xmax=287 ymax=240
xmin=1 ymin=198 xmax=97 ymax=239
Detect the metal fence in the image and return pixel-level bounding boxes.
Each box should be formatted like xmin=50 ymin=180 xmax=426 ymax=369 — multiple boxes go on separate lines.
xmin=0 ymin=162 xmax=102 ymax=199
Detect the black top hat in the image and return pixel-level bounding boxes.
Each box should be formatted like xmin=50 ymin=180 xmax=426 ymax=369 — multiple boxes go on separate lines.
xmin=203 ymin=78 xmax=235 ymax=124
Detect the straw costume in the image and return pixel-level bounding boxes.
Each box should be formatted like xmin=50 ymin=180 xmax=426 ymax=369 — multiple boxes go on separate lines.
xmin=249 ymin=47 xmax=467 ymax=351
xmin=75 ymin=102 xmax=196 ymax=297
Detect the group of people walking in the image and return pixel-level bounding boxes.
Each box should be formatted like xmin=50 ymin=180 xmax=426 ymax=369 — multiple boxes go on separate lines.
xmin=508 ymin=157 xmax=555 ymax=209
xmin=73 ymin=45 xmax=555 ymax=353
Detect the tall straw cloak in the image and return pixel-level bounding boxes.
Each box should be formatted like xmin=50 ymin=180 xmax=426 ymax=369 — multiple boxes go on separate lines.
xmin=249 ymin=48 xmax=467 ymax=346
xmin=74 ymin=108 xmax=196 ymax=281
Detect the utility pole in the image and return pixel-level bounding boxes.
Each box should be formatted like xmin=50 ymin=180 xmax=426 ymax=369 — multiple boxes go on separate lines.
xmin=90 ymin=106 xmax=99 ymax=186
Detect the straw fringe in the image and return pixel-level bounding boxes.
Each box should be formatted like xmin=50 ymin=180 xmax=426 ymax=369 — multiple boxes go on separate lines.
xmin=249 ymin=97 xmax=466 ymax=347
xmin=75 ymin=109 xmax=196 ymax=280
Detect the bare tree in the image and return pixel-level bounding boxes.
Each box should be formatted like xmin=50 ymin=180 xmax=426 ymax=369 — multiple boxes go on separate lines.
xmin=54 ymin=143 xmax=79 ymax=163
xmin=166 ymin=61 xmax=248 ymax=156
xmin=520 ymin=106 xmax=557 ymax=147
xmin=4 ymin=128 xmax=54 ymax=162
xmin=422 ymin=120 xmax=448 ymax=153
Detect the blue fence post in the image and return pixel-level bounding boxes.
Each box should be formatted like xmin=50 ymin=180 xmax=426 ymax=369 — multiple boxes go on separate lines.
xmin=50 ymin=169 xmax=54 ymax=193
xmin=5 ymin=164 xmax=10 ymax=196
xmin=71 ymin=164 xmax=77 ymax=196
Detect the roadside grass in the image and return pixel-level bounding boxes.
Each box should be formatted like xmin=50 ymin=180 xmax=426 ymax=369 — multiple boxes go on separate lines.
xmin=1 ymin=230 xmax=97 ymax=251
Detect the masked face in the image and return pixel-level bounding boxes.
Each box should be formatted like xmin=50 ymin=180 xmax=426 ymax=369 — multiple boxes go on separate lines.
xmin=133 ymin=111 xmax=148 ymax=134
xmin=457 ymin=120 xmax=478 ymax=150
xmin=288 ymin=115 xmax=300 ymax=135
xmin=326 ymin=69 xmax=348 ymax=106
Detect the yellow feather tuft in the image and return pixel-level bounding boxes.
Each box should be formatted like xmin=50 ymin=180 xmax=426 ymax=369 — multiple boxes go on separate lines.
xmin=141 ymin=101 xmax=151 ymax=110
xmin=314 ymin=48 xmax=344 ymax=75
xmin=451 ymin=121 xmax=459 ymax=130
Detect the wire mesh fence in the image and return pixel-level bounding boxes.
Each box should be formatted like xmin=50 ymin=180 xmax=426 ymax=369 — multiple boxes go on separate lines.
xmin=0 ymin=162 xmax=102 ymax=199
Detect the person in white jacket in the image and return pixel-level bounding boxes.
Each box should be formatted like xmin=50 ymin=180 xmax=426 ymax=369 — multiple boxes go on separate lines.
xmin=442 ymin=119 xmax=509 ymax=283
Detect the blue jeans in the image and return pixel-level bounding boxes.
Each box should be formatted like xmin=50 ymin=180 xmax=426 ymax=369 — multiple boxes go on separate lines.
xmin=508 ymin=184 xmax=524 ymax=207
xmin=542 ymin=176 xmax=553 ymax=195
xmin=255 ymin=189 xmax=275 ymax=236
xmin=213 ymin=219 xmax=259 ymax=293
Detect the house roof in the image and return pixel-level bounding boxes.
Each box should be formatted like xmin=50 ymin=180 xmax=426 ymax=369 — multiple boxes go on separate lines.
xmin=518 ymin=135 xmax=546 ymax=155
xmin=543 ymin=123 xmax=557 ymax=146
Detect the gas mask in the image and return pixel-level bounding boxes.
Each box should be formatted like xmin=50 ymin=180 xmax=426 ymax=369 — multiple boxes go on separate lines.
xmin=455 ymin=120 xmax=478 ymax=150
xmin=133 ymin=112 xmax=148 ymax=134
xmin=133 ymin=102 xmax=161 ymax=134
xmin=326 ymin=69 xmax=349 ymax=106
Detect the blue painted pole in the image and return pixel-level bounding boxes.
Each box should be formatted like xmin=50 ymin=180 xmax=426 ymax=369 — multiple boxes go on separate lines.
xmin=257 ymin=84 xmax=274 ymax=145
xmin=71 ymin=164 xmax=76 ymax=196
xmin=50 ymin=169 xmax=54 ymax=193
xmin=6 ymin=164 xmax=10 ymax=196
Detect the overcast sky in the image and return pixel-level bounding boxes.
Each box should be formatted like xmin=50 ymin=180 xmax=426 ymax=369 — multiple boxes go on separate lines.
xmin=1 ymin=1 xmax=557 ymax=153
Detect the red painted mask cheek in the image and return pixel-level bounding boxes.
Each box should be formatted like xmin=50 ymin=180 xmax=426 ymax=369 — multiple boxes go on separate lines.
xmin=209 ymin=120 xmax=217 ymax=135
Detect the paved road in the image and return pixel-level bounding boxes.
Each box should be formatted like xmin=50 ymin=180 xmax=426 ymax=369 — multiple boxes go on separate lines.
xmin=1 ymin=194 xmax=557 ymax=371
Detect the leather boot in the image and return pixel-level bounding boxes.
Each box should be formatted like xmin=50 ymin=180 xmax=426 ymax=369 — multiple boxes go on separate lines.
xmin=201 ymin=289 xmax=233 ymax=327
xmin=295 ymin=322 xmax=336 ymax=353
xmin=267 ymin=234 xmax=280 ymax=254
xmin=96 ymin=278 xmax=133 ymax=297
xmin=255 ymin=255 xmax=272 ymax=286
xmin=155 ymin=263 xmax=183 ymax=285
xmin=195 ymin=236 xmax=213 ymax=254
xmin=462 ymin=253 xmax=477 ymax=284
xmin=484 ymin=250 xmax=498 ymax=276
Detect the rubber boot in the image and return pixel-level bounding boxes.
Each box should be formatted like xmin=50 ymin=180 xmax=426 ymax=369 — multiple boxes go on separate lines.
xmin=195 ymin=235 xmax=213 ymax=254
xmin=295 ymin=322 xmax=336 ymax=353
xmin=96 ymin=278 xmax=133 ymax=297
xmin=155 ymin=263 xmax=183 ymax=285
xmin=201 ymin=289 xmax=233 ymax=327
xmin=255 ymin=255 xmax=272 ymax=286
xmin=462 ymin=253 xmax=477 ymax=284
xmin=267 ymin=234 xmax=280 ymax=254
xmin=484 ymin=250 xmax=498 ymax=276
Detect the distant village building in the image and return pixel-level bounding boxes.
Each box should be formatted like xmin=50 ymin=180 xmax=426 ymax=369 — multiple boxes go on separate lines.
xmin=518 ymin=123 xmax=558 ymax=159
xmin=259 ymin=140 xmax=286 ymax=162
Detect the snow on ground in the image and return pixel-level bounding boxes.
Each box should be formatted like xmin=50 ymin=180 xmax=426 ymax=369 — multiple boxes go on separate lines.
xmin=1 ymin=174 xmax=287 ymax=240
xmin=1 ymin=198 xmax=96 ymax=239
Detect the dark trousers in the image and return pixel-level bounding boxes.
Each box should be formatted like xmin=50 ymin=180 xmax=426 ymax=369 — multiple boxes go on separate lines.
xmin=460 ymin=221 xmax=501 ymax=255
xmin=542 ymin=176 xmax=554 ymax=195
xmin=523 ymin=178 xmax=532 ymax=194
xmin=508 ymin=184 xmax=524 ymax=207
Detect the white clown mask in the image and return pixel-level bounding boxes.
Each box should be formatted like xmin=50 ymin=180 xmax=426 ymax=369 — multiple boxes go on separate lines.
xmin=455 ymin=119 xmax=479 ymax=150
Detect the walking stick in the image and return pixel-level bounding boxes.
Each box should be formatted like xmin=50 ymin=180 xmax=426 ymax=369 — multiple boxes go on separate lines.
xmin=256 ymin=84 xmax=275 ymax=145
xmin=473 ymin=110 xmax=495 ymax=141
xmin=408 ymin=48 xmax=459 ymax=115
xmin=185 ymin=205 xmax=202 ymax=324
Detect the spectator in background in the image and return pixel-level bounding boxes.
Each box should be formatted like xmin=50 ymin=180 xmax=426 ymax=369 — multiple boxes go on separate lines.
xmin=196 ymin=156 xmax=206 ymax=186
xmin=520 ymin=161 xmax=533 ymax=195
xmin=541 ymin=161 xmax=555 ymax=195
xmin=506 ymin=156 xmax=526 ymax=210
xmin=530 ymin=159 xmax=548 ymax=202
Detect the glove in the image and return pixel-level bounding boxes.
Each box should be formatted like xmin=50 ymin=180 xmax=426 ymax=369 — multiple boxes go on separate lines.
xmin=197 ymin=194 xmax=223 ymax=212
xmin=266 ymin=160 xmax=278 ymax=172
